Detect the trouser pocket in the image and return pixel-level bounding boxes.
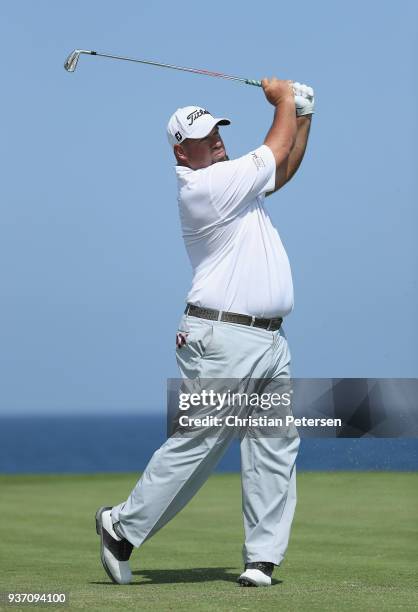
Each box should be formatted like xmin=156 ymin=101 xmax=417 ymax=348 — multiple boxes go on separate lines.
xmin=175 ymin=317 xmax=215 ymax=378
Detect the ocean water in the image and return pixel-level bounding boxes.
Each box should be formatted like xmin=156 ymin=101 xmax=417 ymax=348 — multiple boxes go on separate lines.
xmin=0 ymin=415 xmax=417 ymax=474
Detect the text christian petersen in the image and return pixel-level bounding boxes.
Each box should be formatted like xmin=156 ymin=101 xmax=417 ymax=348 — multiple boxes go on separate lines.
xmin=177 ymin=390 xmax=342 ymax=428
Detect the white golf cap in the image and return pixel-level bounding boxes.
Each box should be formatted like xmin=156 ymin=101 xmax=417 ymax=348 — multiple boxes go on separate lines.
xmin=167 ymin=106 xmax=230 ymax=146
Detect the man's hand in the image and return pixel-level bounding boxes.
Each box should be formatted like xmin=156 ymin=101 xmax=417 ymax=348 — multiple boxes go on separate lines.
xmin=261 ymin=77 xmax=295 ymax=107
xmin=293 ymin=82 xmax=315 ymax=117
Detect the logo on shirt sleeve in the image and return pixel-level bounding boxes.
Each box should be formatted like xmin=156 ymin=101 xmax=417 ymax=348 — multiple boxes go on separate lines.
xmin=251 ymin=152 xmax=266 ymax=170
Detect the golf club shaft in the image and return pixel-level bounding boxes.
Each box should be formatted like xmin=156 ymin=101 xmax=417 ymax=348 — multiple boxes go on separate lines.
xmin=65 ymin=49 xmax=262 ymax=87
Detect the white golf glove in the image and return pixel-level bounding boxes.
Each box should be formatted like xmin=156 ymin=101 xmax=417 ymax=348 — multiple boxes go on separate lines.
xmin=293 ymin=82 xmax=315 ymax=116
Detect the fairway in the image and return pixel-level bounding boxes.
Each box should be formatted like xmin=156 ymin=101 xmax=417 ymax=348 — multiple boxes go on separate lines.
xmin=1 ymin=472 xmax=416 ymax=611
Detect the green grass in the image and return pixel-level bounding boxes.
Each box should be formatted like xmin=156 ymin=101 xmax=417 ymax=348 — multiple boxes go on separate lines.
xmin=0 ymin=472 xmax=417 ymax=611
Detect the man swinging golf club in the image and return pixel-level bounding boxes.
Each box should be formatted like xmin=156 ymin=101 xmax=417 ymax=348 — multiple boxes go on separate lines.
xmin=95 ymin=77 xmax=314 ymax=587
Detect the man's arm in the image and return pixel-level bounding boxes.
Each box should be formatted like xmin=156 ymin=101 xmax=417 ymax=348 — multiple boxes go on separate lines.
xmin=262 ymin=78 xmax=297 ymax=168
xmin=266 ymin=114 xmax=312 ymax=195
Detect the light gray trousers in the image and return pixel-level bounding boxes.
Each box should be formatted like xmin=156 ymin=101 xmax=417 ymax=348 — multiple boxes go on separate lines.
xmin=112 ymin=313 xmax=300 ymax=565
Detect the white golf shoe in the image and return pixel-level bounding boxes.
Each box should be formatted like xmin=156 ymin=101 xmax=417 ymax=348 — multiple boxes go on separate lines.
xmin=237 ymin=561 xmax=274 ymax=587
xmin=95 ymin=506 xmax=133 ymax=585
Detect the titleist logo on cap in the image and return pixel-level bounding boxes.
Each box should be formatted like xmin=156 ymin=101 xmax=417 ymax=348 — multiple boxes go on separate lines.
xmin=186 ymin=108 xmax=210 ymax=126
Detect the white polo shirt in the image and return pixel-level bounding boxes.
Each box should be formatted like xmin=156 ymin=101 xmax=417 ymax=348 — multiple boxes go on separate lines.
xmin=175 ymin=144 xmax=294 ymax=318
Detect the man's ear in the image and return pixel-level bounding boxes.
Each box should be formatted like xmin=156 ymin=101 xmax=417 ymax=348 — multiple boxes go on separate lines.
xmin=174 ymin=144 xmax=188 ymax=165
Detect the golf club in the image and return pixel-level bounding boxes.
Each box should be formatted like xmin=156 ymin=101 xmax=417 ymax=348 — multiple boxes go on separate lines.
xmin=64 ymin=50 xmax=314 ymax=103
xmin=64 ymin=49 xmax=263 ymax=87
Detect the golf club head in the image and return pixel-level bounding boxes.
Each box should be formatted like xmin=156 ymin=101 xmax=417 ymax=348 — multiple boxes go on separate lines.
xmin=64 ymin=49 xmax=93 ymax=72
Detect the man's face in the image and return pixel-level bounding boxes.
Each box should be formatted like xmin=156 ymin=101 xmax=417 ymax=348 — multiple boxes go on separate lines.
xmin=175 ymin=126 xmax=228 ymax=170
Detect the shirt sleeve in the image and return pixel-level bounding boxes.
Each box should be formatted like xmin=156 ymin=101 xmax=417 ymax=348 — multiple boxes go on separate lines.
xmin=208 ymin=144 xmax=276 ymax=220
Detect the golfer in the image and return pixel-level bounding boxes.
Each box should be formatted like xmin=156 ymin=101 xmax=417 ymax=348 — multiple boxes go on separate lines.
xmin=95 ymin=77 xmax=314 ymax=587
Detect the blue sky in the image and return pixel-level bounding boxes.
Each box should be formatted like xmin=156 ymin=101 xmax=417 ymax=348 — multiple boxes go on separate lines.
xmin=0 ymin=0 xmax=417 ymax=415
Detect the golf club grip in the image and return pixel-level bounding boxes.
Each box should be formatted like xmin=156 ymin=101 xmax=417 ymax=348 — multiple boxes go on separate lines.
xmin=245 ymin=79 xmax=262 ymax=87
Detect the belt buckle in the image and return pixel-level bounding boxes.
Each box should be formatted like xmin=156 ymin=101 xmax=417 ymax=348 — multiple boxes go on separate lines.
xmin=250 ymin=316 xmax=255 ymax=327
xmin=266 ymin=319 xmax=272 ymax=331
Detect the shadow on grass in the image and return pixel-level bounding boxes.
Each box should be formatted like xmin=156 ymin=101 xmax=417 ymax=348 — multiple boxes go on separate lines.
xmin=91 ymin=567 xmax=283 ymax=586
